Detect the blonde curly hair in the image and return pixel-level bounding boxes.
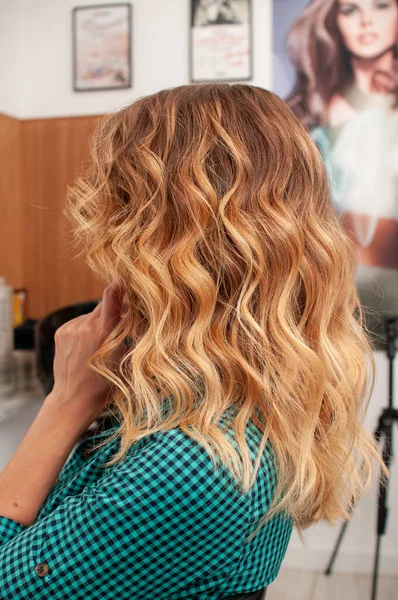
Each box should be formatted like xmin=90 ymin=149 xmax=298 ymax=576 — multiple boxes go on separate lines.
xmin=65 ymin=83 xmax=387 ymax=537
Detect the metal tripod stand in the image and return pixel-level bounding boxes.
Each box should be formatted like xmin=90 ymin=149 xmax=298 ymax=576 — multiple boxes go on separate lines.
xmin=324 ymin=316 xmax=398 ymax=600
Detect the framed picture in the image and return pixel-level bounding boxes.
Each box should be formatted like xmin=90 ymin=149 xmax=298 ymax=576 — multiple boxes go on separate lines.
xmin=190 ymin=0 xmax=253 ymax=83
xmin=72 ymin=3 xmax=132 ymax=92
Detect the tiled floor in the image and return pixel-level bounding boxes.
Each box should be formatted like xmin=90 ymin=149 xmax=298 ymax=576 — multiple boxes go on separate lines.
xmin=266 ymin=568 xmax=398 ymax=600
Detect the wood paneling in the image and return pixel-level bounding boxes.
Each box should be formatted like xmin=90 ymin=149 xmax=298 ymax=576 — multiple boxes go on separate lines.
xmin=0 ymin=114 xmax=23 ymax=288
xmin=0 ymin=113 xmax=108 ymax=319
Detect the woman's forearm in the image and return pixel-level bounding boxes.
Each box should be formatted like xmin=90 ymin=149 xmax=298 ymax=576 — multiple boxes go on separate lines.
xmin=0 ymin=394 xmax=94 ymax=528
xmin=0 ymin=282 xmax=124 ymax=529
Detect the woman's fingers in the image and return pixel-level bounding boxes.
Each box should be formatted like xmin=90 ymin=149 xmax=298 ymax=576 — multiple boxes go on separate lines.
xmin=69 ymin=280 xmax=124 ymax=337
xmin=97 ymin=280 xmax=125 ymax=330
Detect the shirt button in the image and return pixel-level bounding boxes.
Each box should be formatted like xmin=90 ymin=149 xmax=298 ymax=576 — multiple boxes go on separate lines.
xmin=35 ymin=562 xmax=50 ymax=577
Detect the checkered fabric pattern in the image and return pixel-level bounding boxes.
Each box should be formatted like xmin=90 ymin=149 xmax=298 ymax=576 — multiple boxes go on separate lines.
xmin=0 ymin=402 xmax=293 ymax=599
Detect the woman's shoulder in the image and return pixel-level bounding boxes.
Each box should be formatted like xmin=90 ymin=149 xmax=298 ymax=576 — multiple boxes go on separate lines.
xmin=95 ymin=412 xmax=278 ymax=499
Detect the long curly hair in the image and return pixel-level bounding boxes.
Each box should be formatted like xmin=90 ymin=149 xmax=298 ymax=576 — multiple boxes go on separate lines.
xmin=65 ymin=83 xmax=387 ymax=535
xmin=285 ymin=0 xmax=398 ymax=128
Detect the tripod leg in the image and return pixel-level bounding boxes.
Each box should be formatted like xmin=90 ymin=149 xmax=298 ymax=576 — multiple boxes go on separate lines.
xmin=324 ymin=414 xmax=390 ymax=580
xmin=371 ymin=536 xmax=382 ymax=600
xmin=371 ymin=427 xmax=392 ymax=600
xmin=324 ymin=423 xmax=380 ymax=577
xmin=324 ymin=517 xmax=351 ymax=575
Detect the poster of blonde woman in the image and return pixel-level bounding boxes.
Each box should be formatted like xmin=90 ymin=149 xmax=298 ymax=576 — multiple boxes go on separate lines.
xmin=190 ymin=0 xmax=252 ymax=82
xmin=273 ymin=0 xmax=398 ymax=346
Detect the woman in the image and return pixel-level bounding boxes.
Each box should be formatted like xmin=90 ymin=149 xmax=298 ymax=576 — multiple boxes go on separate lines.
xmin=286 ymin=0 xmax=398 ymax=128
xmin=285 ymin=0 xmax=398 ymax=344
xmin=0 ymin=84 xmax=386 ymax=598
xmin=286 ymin=0 xmax=398 ymax=257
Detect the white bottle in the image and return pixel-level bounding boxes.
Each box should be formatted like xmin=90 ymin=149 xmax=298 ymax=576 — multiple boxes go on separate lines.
xmin=0 ymin=277 xmax=16 ymax=396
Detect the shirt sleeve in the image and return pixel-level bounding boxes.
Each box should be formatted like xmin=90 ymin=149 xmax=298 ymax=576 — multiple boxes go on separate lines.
xmin=0 ymin=515 xmax=27 ymax=544
xmin=0 ymin=428 xmax=254 ymax=600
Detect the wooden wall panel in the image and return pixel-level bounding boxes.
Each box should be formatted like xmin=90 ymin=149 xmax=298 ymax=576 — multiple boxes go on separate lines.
xmin=0 ymin=113 xmax=116 ymax=319
xmin=20 ymin=115 xmax=107 ymax=319
xmin=0 ymin=114 xmax=23 ymax=289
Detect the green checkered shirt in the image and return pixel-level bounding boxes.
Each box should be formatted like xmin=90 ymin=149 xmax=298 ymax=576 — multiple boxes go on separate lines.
xmin=0 ymin=405 xmax=293 ymax=599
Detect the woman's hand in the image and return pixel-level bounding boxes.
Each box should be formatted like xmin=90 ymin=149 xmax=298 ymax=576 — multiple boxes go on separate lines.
xmin=45 ymin=280 xmax=127 ymax=427
xmin=0 ymin=281 xmax=128 ymax=529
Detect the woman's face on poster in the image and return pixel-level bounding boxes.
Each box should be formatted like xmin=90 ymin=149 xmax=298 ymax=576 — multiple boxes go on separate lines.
xmin=336 ymin=0 xmax=398 ymax=60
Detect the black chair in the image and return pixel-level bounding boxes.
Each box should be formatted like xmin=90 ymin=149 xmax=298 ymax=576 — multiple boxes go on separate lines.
xmin=35 ymin=299 xmax=100 ymax=395
xmin=219 ymin=588 xmax=267 ymax=599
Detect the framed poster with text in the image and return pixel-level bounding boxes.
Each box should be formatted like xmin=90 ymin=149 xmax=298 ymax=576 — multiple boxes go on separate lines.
xmin=190 ymin=0 xmax=252 ymax=82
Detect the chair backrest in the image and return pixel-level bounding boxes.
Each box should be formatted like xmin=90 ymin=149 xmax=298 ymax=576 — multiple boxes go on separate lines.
xmin=220 ymin=587 xmax=267 ymax=600
xmin=35 ymin=300 xmax=100 ymax=395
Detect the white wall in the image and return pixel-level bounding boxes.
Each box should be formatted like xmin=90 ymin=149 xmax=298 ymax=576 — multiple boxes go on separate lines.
xmin=3 ymin=0 xmax=271 ymax=119
xmin=0 ymin=0 xmax=397 ymax=578
xmin=0 ymin=0 xmax=22 ymax=116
